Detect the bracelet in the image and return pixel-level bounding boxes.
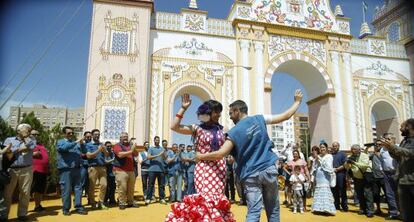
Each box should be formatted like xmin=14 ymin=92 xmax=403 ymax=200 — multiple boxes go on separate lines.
xmin=176 ymin=113 xmax=183 ymax=119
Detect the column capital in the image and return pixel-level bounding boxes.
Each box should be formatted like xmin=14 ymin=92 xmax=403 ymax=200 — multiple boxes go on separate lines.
xmin=253 ymin=41 xmax=264 ymax=51
xmin=239 ymin=39 xmax=251 ymax=49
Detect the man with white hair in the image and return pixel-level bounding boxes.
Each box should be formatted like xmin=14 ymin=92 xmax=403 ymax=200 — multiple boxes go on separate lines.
xmin=3 ymin=123 xmax=36 ymax=221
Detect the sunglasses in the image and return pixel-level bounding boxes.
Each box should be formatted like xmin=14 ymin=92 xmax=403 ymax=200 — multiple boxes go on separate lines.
xmin=31 ymin=134 xmax=39 ymax=136
xmin=66 ymin=132 xmax=74 ymax=135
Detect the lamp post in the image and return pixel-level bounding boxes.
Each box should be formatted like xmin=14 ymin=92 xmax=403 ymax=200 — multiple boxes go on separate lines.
xmin=231 ymin=65 xmax=252 ymax=70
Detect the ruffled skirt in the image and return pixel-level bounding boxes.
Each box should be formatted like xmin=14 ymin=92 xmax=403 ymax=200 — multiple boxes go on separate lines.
xmin=165 ymin=193 xmax=235 ymax=222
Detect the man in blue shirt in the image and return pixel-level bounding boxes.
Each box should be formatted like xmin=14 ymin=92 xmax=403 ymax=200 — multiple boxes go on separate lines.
xmin=166 ymin=143 xmax=183 ymax=202
xmin=3 ymin=123 xmax=36 ymax=221
xmin=80 ymin=131 xmax=91 ymax=201
xmin=181 ymin=145 xmax=196 ymax=195
xmin=331 ymin=142 xmax=348 ymax=212
xmin=146 ymin=136 xmax=167 ymax=205
xmin=86 ymin=129 xmax=109 ymax=209
xmin=57 ymin=126 xmax=87 ymax=216
xmin=197 ymin=90 xmax=303 ymax=222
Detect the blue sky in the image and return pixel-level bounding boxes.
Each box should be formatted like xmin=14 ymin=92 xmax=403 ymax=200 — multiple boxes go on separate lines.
xmin=0 ymin=0 xmax=383 ymax=144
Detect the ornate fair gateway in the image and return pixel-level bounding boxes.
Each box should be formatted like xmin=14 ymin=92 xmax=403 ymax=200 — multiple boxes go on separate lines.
xmin=84 ymin=0 xmax=414 ymax=149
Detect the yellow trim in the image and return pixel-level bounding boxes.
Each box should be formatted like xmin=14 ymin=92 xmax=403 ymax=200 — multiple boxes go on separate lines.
xmin=350 ymin=52 xmax=409 ymax=61
xmin=150 ymin=28 xmax=235 ymax=39
xmin=306 ymin=92 xmax=336 ymax=105
xmin=232 ymin=19 xmax=353 ymax=40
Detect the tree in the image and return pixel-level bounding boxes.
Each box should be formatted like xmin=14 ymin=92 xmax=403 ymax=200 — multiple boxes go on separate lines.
xmin=0 ymin=116 xmax=15 ymax=143
xmin=47 ymin=123 xmax=63 ymax=187
xmin=299 ymin=128 xmax=311 ymax=159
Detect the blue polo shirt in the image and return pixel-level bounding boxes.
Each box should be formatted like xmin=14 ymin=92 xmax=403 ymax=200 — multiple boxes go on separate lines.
xmin=57 ymin=139 xmax=82 ymax=169
xmin=227 ymin=115 xmax=278 ymax=181
xmin=167 ymin=150 xmax=182 ymax=175
xmin=4 ymin=136 xmax=36 ymax=168
xmin=86 ymin=141 xmax=105 ymax=166
xmin=148 ymin=146 xmax=165 ymax=173
xmin=181 ymin=151 xmax=195 ymax=172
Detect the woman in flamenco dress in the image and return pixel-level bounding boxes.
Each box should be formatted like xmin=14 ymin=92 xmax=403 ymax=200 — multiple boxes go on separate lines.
xmin=167 ymin=93 xmax=235 ymax=222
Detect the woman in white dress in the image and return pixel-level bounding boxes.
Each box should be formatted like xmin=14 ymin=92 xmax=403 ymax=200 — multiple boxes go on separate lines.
xmin=311 ymin=142 xmax=336 ymax=215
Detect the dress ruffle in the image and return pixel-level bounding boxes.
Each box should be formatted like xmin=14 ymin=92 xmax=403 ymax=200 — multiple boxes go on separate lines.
xmin=165 ymin=193 xmax=235 ymax=222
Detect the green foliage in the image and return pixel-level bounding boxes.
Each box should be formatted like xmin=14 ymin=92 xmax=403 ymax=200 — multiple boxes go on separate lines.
xmin=0 ymin=116 xmax=16 ymax=142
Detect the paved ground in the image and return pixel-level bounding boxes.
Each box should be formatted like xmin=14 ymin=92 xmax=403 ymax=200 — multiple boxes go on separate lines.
xmin=8 ymin=181 xmax=399 ymax=222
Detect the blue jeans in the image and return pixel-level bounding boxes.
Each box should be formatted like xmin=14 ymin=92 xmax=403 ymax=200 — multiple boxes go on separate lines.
xmin=244 ymin=165 xmax=280 ymax=222
xmin=80 ymin=165 xmax=88 ymax=195
xmin=141 ymin=170 xmax=149 ymax=199
xmin=383 ymin=171 xmax=399 ymax=216
xmin=169 ymin=171 xmax=183 ymax=202
xmin=184 ymin=170 xmax=195 ymax=195
xmin=59 ymin=168 xmax=83 ymax=212
xmin=147 ymin=172 xmax=165 ymax=200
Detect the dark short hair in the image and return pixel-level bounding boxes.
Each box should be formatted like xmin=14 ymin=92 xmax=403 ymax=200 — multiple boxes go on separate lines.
xmin=229 ymin=100 xmax=248 ymax=114
xmin=172 ymin=143 xmax=178 ymax=147
xmin=162 ymin=139 xmax=168 ymax=143
xmin=91 ymin=129 xmax=100 ymax=134
xmin=144 ymin=141 xmax=149 ymax=145
xmin=105 ymin=141 xmax=112 ymax=146
xmin=154 ymin=136 xmax=160 ymax=140
xmin=292 ymin=150 xmax=301 ymax=157
xmin=405 ymin=118 xmax=414 ymax=129
xmin=206 ymin=100 xmax=222 ymax=113
xmin=83 ymin=131 xmax=91 ymax=136
xmin=62 ymin=126 xmax=73 ymax=134
xmin=179 ymin=144 xmax=185 ymax=147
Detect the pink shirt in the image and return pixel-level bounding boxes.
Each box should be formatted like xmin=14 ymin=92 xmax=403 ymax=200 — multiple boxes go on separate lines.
xmin=32 ymin=144 xmax=49 ymax=174
xmin=287 ymin=159 xmax=307 ymax=175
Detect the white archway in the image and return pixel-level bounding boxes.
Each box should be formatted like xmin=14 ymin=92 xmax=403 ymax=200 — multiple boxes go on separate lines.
xmin=370 ymin=100 xmax=400 ymax=141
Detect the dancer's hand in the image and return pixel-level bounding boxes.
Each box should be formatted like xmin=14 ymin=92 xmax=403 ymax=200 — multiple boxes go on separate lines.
xmin=294 ymin=89 xmax=303 ymax=103
xmin=181 ymin=93 xmax=192 ymax=110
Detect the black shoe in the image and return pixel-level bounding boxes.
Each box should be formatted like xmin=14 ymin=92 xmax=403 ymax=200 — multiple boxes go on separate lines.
xmin=17 ymin=216 xmax=29 ymax=221
xmin=127 ymin=202 xmax=139 ymax=208
xmin=366 ymin=213 xmax=374 ymax=218
xmin=358 ymin=210 xmax=366 ymax=215
xmin=62 ymin=210 xmax=70 ymax=216
xmin=75 ymin=208 xmax=88 ymax=215
xmin=34 ymin=206 xmax=45 ymax=212
xmin=119 ymin=205 xmax=127 ymax=210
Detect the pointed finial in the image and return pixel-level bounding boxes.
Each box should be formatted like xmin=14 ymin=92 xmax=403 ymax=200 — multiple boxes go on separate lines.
xmin=359 ymin=22 xmax=372 ymax=39
xmin=335 ymin=5 xmax=344 ymax=17
xmin=189 ymin=0 xmax=198 ymax=9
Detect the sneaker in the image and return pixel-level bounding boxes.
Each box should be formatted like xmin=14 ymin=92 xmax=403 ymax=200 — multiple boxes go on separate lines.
xmin=160 ymin=199 xmax=167 ymax=205
xmin=127 ymin=202 xmax=140 ymax=208
xmin=293 ymin=209 xmax=297 ymax=214
xmin=300 ymin=209 xmax=304 ymax=214
xmin=75 ymin=208 xmax=88 ymax=215
xmin=119 ymin=205 xmax=127 ymax=210
xmin=385 ymin=215 xmax=401 ymax=220
xmin=145 ymin=199 xmax=150 ymax=205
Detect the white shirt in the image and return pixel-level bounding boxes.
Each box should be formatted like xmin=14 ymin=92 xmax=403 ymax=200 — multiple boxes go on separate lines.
xmin=290 ymin=173 xmax=305 ymax=191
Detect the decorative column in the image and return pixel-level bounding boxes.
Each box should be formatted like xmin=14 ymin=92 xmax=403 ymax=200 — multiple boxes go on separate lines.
xmin=342 ymin=49 xmax=358 ymax=145
xmin=254 ymin=41 xmax=264 ymax=114
xmin=239 ymin=39 xmax=251 ymax=108
xmin=329 ymin=38 xmax=347 ymax=145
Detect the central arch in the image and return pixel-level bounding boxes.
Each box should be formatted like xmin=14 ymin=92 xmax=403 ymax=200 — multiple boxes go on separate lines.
xmin=264 ymin=52 xmax=337 ymax=147
xmin=369 ymin=100 xmax=400 ymax=142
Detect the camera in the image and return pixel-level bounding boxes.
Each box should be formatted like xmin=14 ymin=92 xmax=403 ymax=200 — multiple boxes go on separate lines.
xmin=346 ymin=155 xmax=357 ymax=164
xmin=363 ymin=138 xmax=380 ymax=147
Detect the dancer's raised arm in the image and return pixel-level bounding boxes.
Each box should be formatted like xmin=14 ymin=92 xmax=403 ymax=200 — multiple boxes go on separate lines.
xmin=265 ymin=89 xmax=303 ymax=125
xmin=170 ymin=93 xmax=194 ymax=135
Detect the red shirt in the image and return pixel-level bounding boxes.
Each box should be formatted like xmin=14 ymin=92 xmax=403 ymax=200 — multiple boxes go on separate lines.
xmin=32 ymin=144 xmax=49 ymax=174
xmin=113 ymin=143 xmax=137 ymax=172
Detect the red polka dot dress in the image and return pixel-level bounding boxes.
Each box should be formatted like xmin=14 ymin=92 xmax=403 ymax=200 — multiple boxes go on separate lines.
xmin=165 ymin=125 xmax=235 ymax=222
